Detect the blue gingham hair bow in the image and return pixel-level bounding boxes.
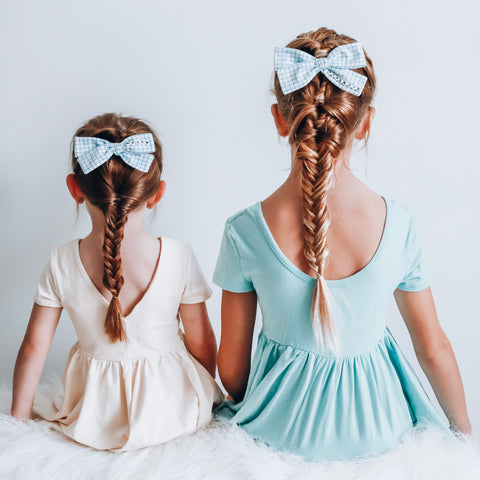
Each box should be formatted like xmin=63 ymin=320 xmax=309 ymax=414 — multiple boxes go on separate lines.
xmin=74 ymin=133 xmax=155 ymax=174
xmin=274 ymin=42 xmax=368 ymax=96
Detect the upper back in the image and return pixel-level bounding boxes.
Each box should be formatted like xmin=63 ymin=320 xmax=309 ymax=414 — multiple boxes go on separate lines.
xmin=260 ymin=192 xmax=389 ymax=283
xmin=35 ymin=236 xmax=213 ymax=360
xmin=213 ymin=196 xmax=430 ymax=355
xmin=77 ymin=235 xmax=163 ymax=317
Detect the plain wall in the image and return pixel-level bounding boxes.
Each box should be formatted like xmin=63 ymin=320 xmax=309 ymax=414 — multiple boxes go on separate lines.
xmin=1 ymin=0 xmax=478 ymax=439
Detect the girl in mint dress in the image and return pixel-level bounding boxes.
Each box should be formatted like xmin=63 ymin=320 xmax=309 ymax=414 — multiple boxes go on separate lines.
xmin=212 ymin=27 xmax=471 ymax=461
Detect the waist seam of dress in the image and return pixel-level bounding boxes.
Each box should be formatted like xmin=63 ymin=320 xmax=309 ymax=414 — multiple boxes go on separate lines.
xmin=259 ymin=327 xmax=392 ymax=360
xmin=73 ymin=339 xmax=186 ymax=364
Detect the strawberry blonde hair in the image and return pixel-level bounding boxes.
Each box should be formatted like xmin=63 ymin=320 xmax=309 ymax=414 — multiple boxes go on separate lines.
xmin=71 ymin=113 xmax=163 ymax=343
xmin=273 ymin=27 xmax=376 ymax=352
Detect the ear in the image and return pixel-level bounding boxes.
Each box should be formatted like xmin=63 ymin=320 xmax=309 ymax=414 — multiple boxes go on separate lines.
xmin=271 ymin=104 xmax=290 ymax=137
xmin=146 ymin=180 xmax=167 ymax=209
xmin=66 ymin=174 xmax=85 ymax=204
xmin=355 ymin=106 xmax=376 ymax=140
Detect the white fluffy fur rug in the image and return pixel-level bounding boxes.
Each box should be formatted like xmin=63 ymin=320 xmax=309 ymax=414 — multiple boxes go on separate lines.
xmin=0 ymin=381 xmax=479 ymax=480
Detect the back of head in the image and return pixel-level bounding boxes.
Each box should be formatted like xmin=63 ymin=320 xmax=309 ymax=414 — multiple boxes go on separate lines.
xmin=273 ymin=27 xmax=376 ymax=353
xmin=72 ymin=113 xmax=163 ymax=343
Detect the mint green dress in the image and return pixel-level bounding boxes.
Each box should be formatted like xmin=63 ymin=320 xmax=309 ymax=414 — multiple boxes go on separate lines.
xmin=212 ymin=196 xmax=453 ymax=462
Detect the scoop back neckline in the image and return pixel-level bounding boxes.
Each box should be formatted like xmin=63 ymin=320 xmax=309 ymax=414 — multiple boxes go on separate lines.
xmin=255 ymin=196 xmax=390 ymax=286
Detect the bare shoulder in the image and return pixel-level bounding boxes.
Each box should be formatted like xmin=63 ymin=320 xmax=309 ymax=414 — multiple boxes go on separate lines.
xmin=350 ymin=187 xmax=386 ymax=215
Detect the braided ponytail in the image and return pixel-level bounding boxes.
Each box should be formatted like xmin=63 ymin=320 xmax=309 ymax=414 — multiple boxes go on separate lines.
xmin=71 ymin=113 xmax=163 ymax=343
xmin=102 ymin=200 xmax=127 ymax=342
xmin=273 ymin=28 xmax=376 ymax=353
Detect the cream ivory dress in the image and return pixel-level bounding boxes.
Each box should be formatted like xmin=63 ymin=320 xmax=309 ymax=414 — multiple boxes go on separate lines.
xmin=33 ymin=237 xmax=223 ymax=451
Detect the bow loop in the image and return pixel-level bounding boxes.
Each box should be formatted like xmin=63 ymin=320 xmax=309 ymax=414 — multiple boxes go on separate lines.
xmin=74 ymin=133 xmax=156 ymax=174
xmin=274 ymin=42 xmax=368 ymax=96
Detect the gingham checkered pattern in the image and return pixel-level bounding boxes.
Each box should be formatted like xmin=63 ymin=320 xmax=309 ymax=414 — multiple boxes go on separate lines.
xmin=274 ymin=42 xmax=368 ymax=96
xmin=74 ymin=133 xmax=156 ymax=174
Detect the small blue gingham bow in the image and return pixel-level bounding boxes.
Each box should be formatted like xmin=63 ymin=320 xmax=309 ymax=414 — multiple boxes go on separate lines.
xmin=74 ymin=133 xmax=156 ymax=174
xmin=274 ymin=42 xmax=368 ymax=96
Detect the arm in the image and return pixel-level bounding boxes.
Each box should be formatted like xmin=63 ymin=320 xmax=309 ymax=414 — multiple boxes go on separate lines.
xmin=393 ymin=286 xmax=472 ymax=435
xmin=11 ymin=303 xmax=62 ymax=420
xmin=217 ymin=290 xmax=257 ymax=402
xmin=179 ymin=302 xmax=217 ymax=378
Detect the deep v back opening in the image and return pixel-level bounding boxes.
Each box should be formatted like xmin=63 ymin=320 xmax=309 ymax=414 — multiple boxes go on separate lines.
xmin=75 ymin=237 xmax=163 ymax=318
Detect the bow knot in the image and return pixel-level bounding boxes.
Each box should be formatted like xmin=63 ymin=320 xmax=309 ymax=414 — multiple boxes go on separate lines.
xmin=74 ymin=133 xmax=156 ymax=174
xmin=315 ymin=57 xmax=329 ymax=70
xmin=111 ymin=143 xmax=124 ymax=156
xmin=274 ymin=42 xmax=368 ymax=96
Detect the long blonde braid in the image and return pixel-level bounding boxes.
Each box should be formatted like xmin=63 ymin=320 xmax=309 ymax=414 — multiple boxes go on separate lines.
xmin=274 ymin=28 xmax=376 ymax=352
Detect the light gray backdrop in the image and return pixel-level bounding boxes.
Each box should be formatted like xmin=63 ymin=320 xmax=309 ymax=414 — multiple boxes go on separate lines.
xmin=1 ymin=0 xmax=478 ymax=439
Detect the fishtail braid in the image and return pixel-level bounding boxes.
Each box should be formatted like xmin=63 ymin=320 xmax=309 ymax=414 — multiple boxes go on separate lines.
xmin=273 ymin=27 xmax=376 ymax=353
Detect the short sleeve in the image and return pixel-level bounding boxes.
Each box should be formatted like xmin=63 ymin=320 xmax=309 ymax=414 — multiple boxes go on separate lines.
xmin=180 ymin=244 xmax=213 ymax=304
xmin=34 ymin=251 xmax=63 ymax=307
xmin=212 ymin=221 xmax=254 ymax=293
xmin=396 ymin=212 xmax=430 ymax=292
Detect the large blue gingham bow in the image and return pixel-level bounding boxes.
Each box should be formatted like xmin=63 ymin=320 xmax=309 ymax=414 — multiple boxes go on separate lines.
xmin=274 ymin=42 xmax=368 ymax=96
xmin=74 ymin=133 xmax=156 ymax=174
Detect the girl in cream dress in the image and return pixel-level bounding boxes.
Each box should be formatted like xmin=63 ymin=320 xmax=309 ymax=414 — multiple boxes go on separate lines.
xmin=11 ymin=113 xmax=223 ymax=451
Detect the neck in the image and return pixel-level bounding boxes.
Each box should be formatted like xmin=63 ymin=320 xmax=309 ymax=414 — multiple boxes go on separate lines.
xmin=284 ymin=145 xmax=355 ymax=201
xmin=86 ymin=203 xmax=147 ymax=244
